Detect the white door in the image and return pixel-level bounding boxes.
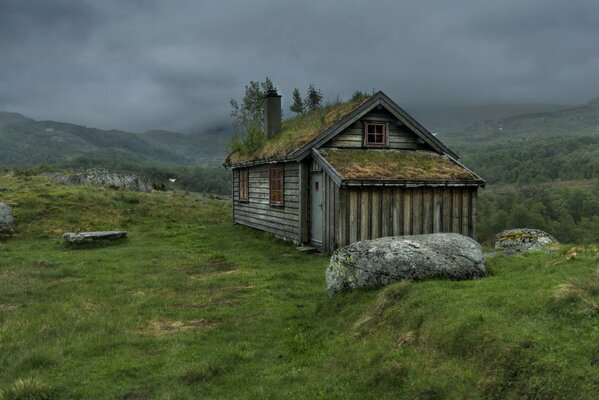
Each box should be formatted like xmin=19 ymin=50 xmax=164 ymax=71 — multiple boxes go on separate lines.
xmin=310 ymin=173 xmax=323 ymax=244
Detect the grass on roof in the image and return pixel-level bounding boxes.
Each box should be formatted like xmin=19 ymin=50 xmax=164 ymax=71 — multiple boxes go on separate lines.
xmin=322 ymin=149 xmax=476 ymax=181
xmin=228 ymin=94 xmax=371 ymax=163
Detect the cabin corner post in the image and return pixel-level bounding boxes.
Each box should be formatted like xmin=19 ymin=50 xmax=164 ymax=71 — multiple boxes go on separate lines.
xmin=299 ymin=160 xmax=310 ymax=244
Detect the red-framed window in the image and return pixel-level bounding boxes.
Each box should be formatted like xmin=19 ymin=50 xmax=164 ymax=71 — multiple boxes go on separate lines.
xmin=269 ymin=164 xmax=284 ymax=206
xmin=364 ymin=121 xmax=387 ymax=146
xmin=238 ymin=168 xmax=249 ymax=201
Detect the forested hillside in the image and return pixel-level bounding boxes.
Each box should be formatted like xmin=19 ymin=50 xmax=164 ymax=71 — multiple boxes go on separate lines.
xmin=0 ymin=112 xmax=228 ymax=167
xmin=445 ymin=97 xmax=599 ymax=146
xmin=441 ymin=99 xmax=599 ymax=244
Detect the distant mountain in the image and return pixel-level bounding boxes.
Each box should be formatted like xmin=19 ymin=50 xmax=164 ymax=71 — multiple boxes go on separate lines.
xmin=0 ymin=112 xmax=229 ymax=166
xmin=442 ymin=98 xmax=599 ymax=147
xmin=409 ymin=103 xmax=571 ymax=134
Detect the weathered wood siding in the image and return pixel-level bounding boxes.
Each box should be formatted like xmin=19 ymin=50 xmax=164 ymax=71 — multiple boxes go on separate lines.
xmin=334 ymin=186 xmax=478 ymax=251
xmin=322 ymin=108 xmax=429 ymax=151
xmin=322 ymin=172 xmax=340 ymax=253
xmin=232 ymin=162 xmax=300 ymax=241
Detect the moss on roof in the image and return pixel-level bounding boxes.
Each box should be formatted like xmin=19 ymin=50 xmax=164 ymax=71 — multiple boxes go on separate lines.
xmin=227 ymin=94 xmax=372 ymax=164
xmin=321 ymin=149 xmax=477 ymax=181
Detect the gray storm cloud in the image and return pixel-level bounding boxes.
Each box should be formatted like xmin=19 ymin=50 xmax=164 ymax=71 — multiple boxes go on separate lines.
xmin=1 ymin=0 xmax=598 ymax=133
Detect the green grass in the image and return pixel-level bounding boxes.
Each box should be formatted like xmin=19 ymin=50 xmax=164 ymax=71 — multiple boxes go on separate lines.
xmin=2 ymin=173 xmax=599 ymax=399
xmin=320 ymin=148 xmax=476 ymax=180
xmin=227 ymin=95 xmax=370 ymax=163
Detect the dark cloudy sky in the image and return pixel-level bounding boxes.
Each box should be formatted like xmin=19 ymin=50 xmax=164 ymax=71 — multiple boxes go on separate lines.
xmin=1 ymin=0 xmax=598 ymax=133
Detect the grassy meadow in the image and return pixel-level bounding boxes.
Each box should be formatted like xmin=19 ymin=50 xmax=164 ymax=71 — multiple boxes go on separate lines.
xmin=2 ymin=173 xmax=599 ymax=399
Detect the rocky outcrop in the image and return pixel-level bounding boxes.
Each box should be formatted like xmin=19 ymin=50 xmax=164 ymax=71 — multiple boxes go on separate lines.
xmin=494 ymin=228 xmax=557 ymax=253
xmin=0 ymin=202 xmax=14 ymax=239
xmin=52 ymin=169 xmax=151 ymax=192
xmin=326 ymin=233 xmax=486 ymax=296
xmin=63 ymin=231 xmax=127 ymax=244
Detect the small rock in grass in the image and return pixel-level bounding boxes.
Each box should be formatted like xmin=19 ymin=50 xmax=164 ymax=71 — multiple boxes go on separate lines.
xmin=494 ymin=228 xmax=557 ymax=253
xmin=63 ymin=231 xmax=127 ymax=244
xmin=0 ymin=202 xmax=14 ymax=239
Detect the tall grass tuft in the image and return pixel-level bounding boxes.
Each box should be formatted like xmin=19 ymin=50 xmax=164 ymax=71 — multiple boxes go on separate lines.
xmin=1 ymin=377 xmax=58 ymax=400
xmin=555 ymin=268 xmax=599 ymax=314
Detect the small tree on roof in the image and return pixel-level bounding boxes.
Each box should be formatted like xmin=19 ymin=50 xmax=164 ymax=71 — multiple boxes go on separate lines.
xmin=290 ymin=88 xmax=305 ymax=115
xmin=306 ymin=84 xmax=323 ymax=111
xmin=229 ymin=77 xmax=275 ymax=154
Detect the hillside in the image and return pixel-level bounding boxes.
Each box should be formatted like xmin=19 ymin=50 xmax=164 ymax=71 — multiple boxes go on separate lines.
xmin=443 ymin=97 xmax=599 ymax=147
xmin=2 ymin=174 xmax=599 ymax=399
xmin=0 ymin=112 xmax=228 ymax=167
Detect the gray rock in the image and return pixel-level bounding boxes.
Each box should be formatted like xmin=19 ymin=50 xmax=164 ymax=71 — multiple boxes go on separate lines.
xmin=0 ymin=202 xmax=14 ymax=239
xmin=52 ymin=169 xmax=151 ymax=192
xmin=63 ymin=231 xmax=127 ymax=244
xmin=494 ymin=228 xmax=557 ymax=253
xmin=326 ymin=233 xmax=486 ymax=296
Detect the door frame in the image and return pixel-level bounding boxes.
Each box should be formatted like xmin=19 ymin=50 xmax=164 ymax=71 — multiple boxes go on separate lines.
xmin=310 ymin=172 xmax=323 ymax=247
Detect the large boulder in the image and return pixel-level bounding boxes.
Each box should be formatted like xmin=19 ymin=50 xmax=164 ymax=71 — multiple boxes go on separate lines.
xmin=494 ymin=228 xmax=557 ymax=253
xmin=326 ymin=233 xmax=486 ymax=296
xmin=0 ymin=202 xmax=14 ymax=239
xmin=52 ymin=169 xmax=151 ymax=192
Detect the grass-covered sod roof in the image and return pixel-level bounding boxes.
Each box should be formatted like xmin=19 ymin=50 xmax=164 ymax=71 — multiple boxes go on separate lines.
xmin=321 ymin=149 xmax=477 ymax=181
xmin=227 ymin=95 xmax=371 ymax=164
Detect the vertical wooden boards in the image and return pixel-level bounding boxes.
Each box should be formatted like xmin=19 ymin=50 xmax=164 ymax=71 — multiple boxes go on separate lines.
xmin=392 ymin=188 xmax=402 ymax=236
xmin=461 ymin=189 xmax=470 ymax=237
xmin=371 ymin=190 xmax=381 ymax=239
xmin=423 ymin=188 xmax=433 ymax=234
xmin=403 ymin=189 xmax=412 ymax=235
xmin=381 ymin=188 xmax=391 ymax=237
xmin=412 ymin=188 xmax=423 ymax=235
xmin=433 ymin=188 xmax=442 ymax=233
xmin=471 ymin=189 xmax=478 ymax=240
xmin=360 ymin=189 xmax=370 ymax=240
xmin=298 ymin=161 xmax=309 ymax=243
xmin=442 ymin=188 xmax=452 ymax=233
xmin=452 ymin=188 xmax=462 ymax=233
xmin=337 ymin=188 xmax=347 ymax=248
xmin=349 ymin=189 xmax=359 ymax=244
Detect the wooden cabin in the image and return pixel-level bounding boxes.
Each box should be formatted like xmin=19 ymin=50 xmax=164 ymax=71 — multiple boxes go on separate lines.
xmin=224 ymin=90 xmax=485 ymax=253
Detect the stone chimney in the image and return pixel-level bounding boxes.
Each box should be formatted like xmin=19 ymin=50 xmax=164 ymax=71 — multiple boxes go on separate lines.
xmin=263 ymin=89 xmax=282 ymax=138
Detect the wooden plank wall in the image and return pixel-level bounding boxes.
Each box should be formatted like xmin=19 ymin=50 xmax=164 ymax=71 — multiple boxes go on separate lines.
xmin=322 ymin=173 xmax=340 ymax=253
xmin=322 ymin=109 xmax=428 ymax=150
xmin=334 ymin=186 xmax=478 ymax=251
xmin=232 ymin=163 xmax=300 ymax=241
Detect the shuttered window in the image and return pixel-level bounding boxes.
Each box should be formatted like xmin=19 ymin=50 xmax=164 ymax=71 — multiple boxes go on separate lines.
xmin=269 ymin=165 xmax=284 ymax=206
xmin=364 ymin=121 xmax=387 ymax=147
xmin=238 ymin=168 xmax=249 ymax=201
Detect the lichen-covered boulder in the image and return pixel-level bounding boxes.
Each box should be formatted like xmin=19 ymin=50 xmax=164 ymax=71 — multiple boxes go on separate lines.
xmin=494 ymin=228 xmax=557 ymax=253
xmin=52 ymin=169 xmax=151 ymax=192
xmin=326 ymin=233 xmax=486 ymax=296
xmin=0 ymin=202 xmax=14 ymax=239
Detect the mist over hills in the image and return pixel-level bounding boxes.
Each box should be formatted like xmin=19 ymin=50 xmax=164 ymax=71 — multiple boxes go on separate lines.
xmin=443 ymin=97 xmax=599 ymax=146
xmin=0 ymin=112 xmax=228 ymax=167
xmin=1 ymin=97 xmax=598 ymax=173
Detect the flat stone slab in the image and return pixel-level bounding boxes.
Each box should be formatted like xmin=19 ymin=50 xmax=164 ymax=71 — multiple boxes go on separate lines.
xmin=63 ymin=231 xmax=127 ymax=244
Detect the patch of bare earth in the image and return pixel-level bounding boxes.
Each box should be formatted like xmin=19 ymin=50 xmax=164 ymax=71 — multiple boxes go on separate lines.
xmin=0 ymin=302 xmax=20 ymax=311
xmin=138 ymin=319 xmax=219 ymax=336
